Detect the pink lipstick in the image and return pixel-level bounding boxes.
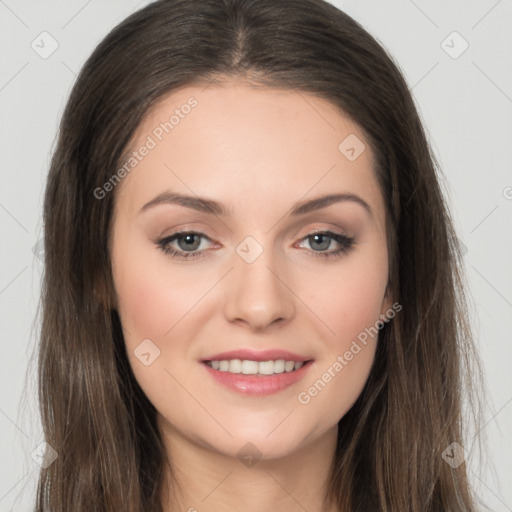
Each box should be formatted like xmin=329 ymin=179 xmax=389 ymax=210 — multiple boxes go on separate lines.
xmin=200 ymin=349 xmax=314 ymax=396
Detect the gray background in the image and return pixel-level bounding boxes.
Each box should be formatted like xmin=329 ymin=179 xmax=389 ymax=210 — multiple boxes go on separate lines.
xmin=1 ymin=0 xmax=511 ymax=510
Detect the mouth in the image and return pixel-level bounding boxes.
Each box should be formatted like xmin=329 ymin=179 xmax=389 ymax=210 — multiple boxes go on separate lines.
xmin=200 ymin=350 xmax=314 ymax=396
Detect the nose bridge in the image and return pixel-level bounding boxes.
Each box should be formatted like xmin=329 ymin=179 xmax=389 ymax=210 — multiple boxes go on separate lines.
xmin=223 ymin=234 xmax=295 ymax=329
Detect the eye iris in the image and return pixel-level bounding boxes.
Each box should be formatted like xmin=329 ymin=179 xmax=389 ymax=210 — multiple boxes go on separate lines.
xmin=178 ymin=233 xmax=201 ymax=251
xmin=310 ymin=233 xmax=331 ymax=251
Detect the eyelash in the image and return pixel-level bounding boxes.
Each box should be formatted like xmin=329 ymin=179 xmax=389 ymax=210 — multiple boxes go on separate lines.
xmin=156 ymin=229 xmax=355 ymax=260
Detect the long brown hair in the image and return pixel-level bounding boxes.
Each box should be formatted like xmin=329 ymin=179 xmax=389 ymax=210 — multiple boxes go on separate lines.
xmin=36 ymin=0 xmax=484 ymax=510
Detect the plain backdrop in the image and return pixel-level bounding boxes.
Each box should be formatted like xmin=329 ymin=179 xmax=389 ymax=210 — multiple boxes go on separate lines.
xmin=0 ymin=1 xmax=511 ymax=510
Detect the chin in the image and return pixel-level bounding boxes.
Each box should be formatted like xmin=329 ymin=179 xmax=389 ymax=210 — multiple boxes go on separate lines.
xmin=207 ymin=420 xmax=318 ymax=462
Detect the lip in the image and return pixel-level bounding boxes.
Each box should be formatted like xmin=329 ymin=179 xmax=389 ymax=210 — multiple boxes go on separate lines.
xmin=200 ymin=349 xmax=312 ymax=363
xmin=201 ymin=358 xmax=314 ymax=396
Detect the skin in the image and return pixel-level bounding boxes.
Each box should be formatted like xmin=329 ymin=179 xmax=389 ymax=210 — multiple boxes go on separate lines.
xmin=110 ymin=78 xmax=392 ymax=512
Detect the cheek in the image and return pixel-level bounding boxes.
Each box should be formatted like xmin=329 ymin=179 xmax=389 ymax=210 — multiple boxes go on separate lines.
xmin=298 ymin=249 xmax=388 ymax=348
xmin=112 ymin=237 xmax=206 ymax=345
xmin=293 ymin=251 xmax=387 ymax=419
xmin=111 ymin=244 xmax=205 ymax=414
xmin=117 ymin=276 xmax=176 ymax=342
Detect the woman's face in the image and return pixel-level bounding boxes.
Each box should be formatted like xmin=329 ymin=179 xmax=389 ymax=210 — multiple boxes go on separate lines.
xmin=110 ymin=80 xmax=392 ymax=460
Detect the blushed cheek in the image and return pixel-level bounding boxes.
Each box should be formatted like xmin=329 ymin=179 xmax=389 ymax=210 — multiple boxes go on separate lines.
xmin=117 ymin=275 xmax=182 ymax=347
xmin=308 ymin=281 xmax=383 ymax=418
xmin=112 ymin=229 xmax=188 ymax=346
xmin=326 ymin=270 xmax=386 ymax=410
xmin=337 ymin=290 xmax=383 ymax=343
xmin=310 ymin=262 xmax=387 ymax=347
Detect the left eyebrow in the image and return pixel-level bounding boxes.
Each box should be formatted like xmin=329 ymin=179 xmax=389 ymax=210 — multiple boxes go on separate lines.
xmin=139 ymin=191 xmax=373 ymax=218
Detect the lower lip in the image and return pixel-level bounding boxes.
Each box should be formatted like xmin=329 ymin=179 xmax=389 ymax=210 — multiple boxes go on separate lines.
xmin=201 ymin=361 xmax=313 ymax=396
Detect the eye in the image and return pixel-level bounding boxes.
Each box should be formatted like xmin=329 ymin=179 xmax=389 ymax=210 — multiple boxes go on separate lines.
xmin=156 ymin=229 xmax=355 ymax=260
xmin=156 ymin=230 xmax=213 ymax=259
xmin=296 ymin=230 xmax=355 ymax=259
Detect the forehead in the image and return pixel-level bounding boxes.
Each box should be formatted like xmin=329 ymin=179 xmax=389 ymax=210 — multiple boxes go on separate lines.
xmin=132 ymin=79 xmax=371 ymax=161
xmin=114 ymin=80 xmax=384 ymax=225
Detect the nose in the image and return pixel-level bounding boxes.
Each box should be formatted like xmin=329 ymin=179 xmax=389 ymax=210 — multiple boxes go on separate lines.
xmin=223 ymin=245 xmax=295 ymax=331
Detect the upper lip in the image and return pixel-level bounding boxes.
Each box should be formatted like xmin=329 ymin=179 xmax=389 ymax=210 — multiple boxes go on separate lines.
xmin=201 ymin=349 xmax=312 ymax=362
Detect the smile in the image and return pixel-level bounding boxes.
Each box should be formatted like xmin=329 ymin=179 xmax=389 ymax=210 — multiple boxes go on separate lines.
xmin=202 ymin=359 xmax=314 ymax=396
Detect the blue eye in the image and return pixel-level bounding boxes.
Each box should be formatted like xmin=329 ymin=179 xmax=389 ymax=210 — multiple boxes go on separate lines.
xmin=156 ymin=230 xmax=355 ymax=260
xmin=298 ymin=231 xmax=355 ymax=258
xmin=156 ymin=231 xmax=210 ymax=259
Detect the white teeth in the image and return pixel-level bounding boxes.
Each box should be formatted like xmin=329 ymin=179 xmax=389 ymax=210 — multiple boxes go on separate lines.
xmin=206 ymin=358 xmax=308 ymax=375
xmin=273 ymin=359 xmax=285 ymax=373
xmin=258 ymin=360 xmax=275 ymax=375
xmin=241 ymin=360 xmax=259 ymax=374
xmin=228 ymin=359 xmax=242 ymax=373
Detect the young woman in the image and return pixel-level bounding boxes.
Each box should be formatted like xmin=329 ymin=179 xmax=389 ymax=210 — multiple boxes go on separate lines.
xmin=36 ymin=0 xmax=483 ymax=510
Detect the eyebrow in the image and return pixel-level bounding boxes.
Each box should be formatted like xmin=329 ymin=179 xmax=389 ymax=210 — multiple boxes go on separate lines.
xmin=139 ymin=191 xmax=373 ymax=218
